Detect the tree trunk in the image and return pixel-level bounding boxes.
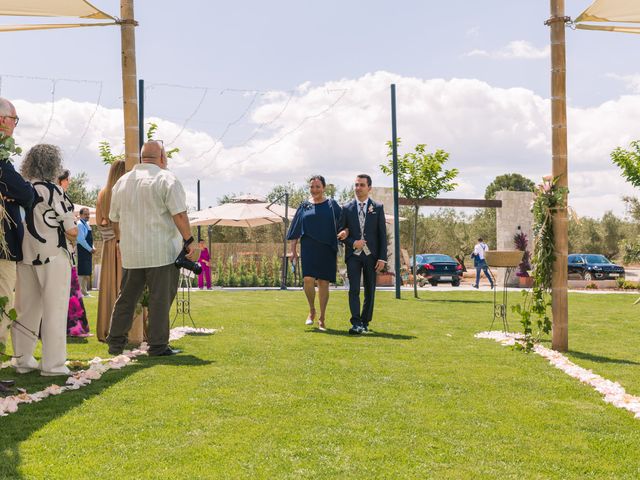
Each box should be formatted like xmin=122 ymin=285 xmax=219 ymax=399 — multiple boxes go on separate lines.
xmin=413 ymin=204 xmax=418 ymax=298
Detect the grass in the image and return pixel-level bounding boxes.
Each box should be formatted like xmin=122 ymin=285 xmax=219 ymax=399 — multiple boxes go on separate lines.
xmin=1 ymin=289 xmax=640 ymax=479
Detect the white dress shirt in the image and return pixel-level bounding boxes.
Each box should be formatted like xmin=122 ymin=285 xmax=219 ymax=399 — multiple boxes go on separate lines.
xmin=473 ymin=242 xmax=489 ymax=260
xmin=109 ymin=163 xmax=187 ymax=269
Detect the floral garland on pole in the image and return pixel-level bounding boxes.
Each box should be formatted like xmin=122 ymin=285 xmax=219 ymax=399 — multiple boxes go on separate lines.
xmin=512 ymin=175 xmax=568 ymax=352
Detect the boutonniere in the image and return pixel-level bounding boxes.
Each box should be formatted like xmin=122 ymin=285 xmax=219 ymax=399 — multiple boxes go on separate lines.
xmin=302 ymin=201 xmax=313 ymax=211
xmin=367 ymin=204 xmax=375 ymax=214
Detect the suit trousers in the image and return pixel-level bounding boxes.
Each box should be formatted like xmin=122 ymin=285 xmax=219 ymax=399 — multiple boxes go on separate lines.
xmin=107 ymin=263 xmax=179 ymax=355
xmin=12 ymin=253 xmax=71 ymax=375
xmin=0 ymin=259 xmax=16 ymax=349
xmin=346 ymin=253 xmax=378 ymax=327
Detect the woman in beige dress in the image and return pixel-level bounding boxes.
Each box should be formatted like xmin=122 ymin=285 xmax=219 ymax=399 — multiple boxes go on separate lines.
xmin=95 ymin=160 xmax=145 ymax=344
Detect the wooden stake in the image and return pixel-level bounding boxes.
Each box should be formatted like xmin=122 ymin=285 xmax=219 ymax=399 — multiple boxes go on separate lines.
xmin=120 ymin=0 xmax=139 ymax=171
xmin=548 ymin=0 xmax=569 ymax=352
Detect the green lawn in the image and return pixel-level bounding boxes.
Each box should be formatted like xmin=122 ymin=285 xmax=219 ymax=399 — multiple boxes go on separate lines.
xmin=1 ymin=290 xmax=640 ymax=479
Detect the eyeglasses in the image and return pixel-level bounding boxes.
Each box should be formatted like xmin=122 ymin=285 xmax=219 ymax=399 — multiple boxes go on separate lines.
xmin=2 ymin=115 xmax=18 ymax=126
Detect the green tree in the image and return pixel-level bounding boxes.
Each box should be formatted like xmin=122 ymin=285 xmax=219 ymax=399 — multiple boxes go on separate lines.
xmin=66 ymin=172 xmax=100 ymax=207
xmin=484 ymin=173 xmax=535 ymax=200
xmin=612 ymin=140 xmax=640 ymax=187
xmin=381 ymin=139 xmax=458 ymax=298
xmin=266 ymin=182 xmax=308 ymax=209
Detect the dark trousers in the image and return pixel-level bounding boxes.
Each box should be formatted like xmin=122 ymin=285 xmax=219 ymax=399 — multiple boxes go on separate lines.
xmin=347 ymin=254 xmax=377 ymax=327
xmin=107 ymin=263 xmax=179 ymax=355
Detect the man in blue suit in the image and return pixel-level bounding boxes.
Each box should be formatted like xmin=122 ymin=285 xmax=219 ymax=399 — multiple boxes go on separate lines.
xmin=338 ymin=174 xmax=387 ymax=334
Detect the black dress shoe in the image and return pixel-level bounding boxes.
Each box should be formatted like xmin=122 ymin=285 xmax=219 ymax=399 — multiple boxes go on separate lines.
xmin=349 ymin=325 xmax=364 ymax=335
xmin=0 ymin=383 xmax=13 ymax=396
xmin=150 ymin=347 xmax=182 ymax=357
xmin=0 ymin=379 xmax=16 ymax=387
xmin=108 ymin=346 xmax=124 ymax=356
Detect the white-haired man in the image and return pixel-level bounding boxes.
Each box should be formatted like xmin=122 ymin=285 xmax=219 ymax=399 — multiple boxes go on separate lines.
xmin=0 ymin=98 xmax=34 ymax=391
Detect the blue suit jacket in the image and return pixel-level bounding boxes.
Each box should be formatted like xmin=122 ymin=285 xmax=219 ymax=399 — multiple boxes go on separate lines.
xmin=338 ymin=198 xmax=387 ymax=262
xmin=0 ymin=159 xmax=35 ymax=261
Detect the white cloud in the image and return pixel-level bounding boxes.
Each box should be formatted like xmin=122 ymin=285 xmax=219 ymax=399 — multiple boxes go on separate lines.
xmin=8 ymin=71 xmax=640 ymax=218
xmin=606 ymin=73 xmax=640 ymax=93
xmin=466 ymin=40 xmax=550 ymax=60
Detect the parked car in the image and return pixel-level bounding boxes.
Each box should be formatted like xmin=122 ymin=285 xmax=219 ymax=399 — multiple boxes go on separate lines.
xmin=410 ymin=254 xmax=462 ymax=286
xmin=567 ymin=254 xmax=625 ymax=281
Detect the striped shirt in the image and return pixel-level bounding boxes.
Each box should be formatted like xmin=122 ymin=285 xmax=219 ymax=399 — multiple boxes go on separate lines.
xmin=109 ymin=163 xmax=187 ymax=269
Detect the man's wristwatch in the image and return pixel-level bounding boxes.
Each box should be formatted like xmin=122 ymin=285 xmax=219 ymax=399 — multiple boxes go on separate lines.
xmin=183 ymin=236 xmax=194 ymax=247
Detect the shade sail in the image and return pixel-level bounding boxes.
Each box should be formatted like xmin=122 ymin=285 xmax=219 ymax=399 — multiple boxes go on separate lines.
xmin=0 ymin=0 xmax=114 ymax=19
xmin=575 ymin=23 xmax=640 ymax=33
xmin=576 ymin=0 xmax=640 ymax=23
xmin=576 ymin=0 xmax=640 ymax=33
xmin=0 ymin=22 xmax=114 ymax=32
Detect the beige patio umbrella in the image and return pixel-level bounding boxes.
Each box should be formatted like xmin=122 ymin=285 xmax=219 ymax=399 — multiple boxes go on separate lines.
xmin=189 ymin=201 xmax=290 ymax=228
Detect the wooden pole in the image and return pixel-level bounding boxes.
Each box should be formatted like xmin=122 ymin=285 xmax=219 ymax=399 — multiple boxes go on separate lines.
xmin=548 ymin=0 xmax=569 ymax=352
xmin=120 ymin=0 xmax=139 ymax=171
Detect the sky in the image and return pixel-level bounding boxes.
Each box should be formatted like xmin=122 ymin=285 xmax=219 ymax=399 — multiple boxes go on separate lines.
xmin=1 ymin=0 xmax=640 ymax=217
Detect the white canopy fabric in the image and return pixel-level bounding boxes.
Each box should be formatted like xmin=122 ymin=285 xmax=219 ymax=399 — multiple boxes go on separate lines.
xmin=0 ymin=0 xmax=116 ymax=33
xmin=0 ymin=22 xmax=114 ymax=32
xmin=576 ymin=0 xmax=640 ymax=33
xmin=189 ymin=202 xmax=291 ymax=228
xmin=0 ymin=0 xmax=114 ymax=19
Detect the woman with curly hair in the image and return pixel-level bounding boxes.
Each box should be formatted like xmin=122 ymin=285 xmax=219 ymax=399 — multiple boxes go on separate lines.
xmin=12 ymin=144 xmax=77 ymax=376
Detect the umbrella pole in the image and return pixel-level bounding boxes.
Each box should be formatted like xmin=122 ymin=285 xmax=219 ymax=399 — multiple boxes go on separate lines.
xmin=281 ymin=193 xmax=290 ymax=290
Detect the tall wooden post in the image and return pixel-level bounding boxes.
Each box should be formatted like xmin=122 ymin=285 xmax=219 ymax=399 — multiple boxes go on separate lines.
xmin=120 ymin=0 xmax=139 ymax=171
xmin=548 ymin=0 xmax=569 ymax=352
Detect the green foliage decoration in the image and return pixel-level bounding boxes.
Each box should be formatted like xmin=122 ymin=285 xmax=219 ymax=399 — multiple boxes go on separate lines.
xmin=512 ymin=176 xmax=568 ymax=352
xmin=0 ymin=295 xmax=17 ymax=358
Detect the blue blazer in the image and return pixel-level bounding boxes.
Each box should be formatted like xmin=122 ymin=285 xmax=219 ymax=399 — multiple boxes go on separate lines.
xmin=0 ymin=159 xmax=35 ymax=261
xmin=338 ymin=198 xmax=387 ymax=262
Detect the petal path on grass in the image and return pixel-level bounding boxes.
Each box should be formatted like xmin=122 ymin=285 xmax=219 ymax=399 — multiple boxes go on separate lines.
xmin=0 ymin=327 xmax=217 ymax=417
xmin=476 ymin=331 xmax=640 ymax=419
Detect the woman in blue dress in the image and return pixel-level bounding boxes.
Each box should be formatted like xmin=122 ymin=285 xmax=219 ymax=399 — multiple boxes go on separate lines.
xmin=287 ymin=175 xmax=343 ymax=331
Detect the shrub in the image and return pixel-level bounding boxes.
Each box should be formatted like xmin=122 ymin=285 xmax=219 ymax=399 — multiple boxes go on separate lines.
xmin=620 ymin=238 xmax=640 ymax=264
xmin=585 ymin=282 xmax=598 ymax=290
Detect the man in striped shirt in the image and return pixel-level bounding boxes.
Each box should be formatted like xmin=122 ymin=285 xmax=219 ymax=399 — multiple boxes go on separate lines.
xmin=107 ymin=140 xmax=196 ymax=356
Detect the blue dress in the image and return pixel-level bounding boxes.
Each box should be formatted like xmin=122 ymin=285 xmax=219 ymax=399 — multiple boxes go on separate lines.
xmin=287 ymin=199 xmax=342 ymax=282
